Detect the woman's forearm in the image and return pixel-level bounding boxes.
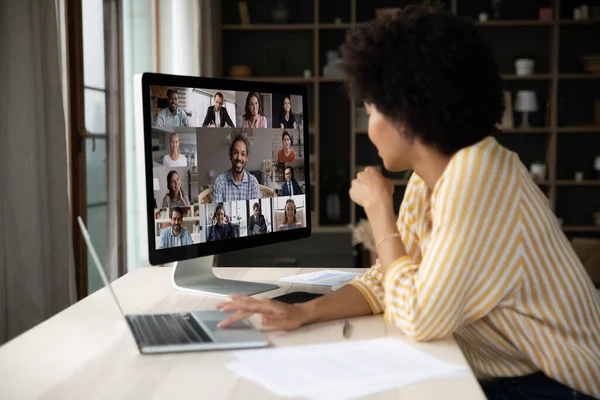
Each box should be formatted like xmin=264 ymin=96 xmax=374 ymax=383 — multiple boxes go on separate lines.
xmin=297 ymin=284 xmax=373 ymax=325
xmin=366 ymin=198 xmax=407 ymax=274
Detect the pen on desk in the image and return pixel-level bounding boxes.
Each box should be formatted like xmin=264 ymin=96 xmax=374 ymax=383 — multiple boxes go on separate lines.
xmin=343 ymin=320 xmax=351 ymax=339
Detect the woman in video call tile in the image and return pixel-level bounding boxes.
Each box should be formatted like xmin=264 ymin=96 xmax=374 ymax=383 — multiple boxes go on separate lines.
xmin=162 ymin=171 xmax=190 ymax=207
xmin=279 ymin=96 xmax=297 ymax=129
xmin=248 ymin=202 xmax=267 ymax=235
xmin=278 ymin=198 xmax=303 ymax=231
xmin=241 ymin=92 xmax=268 ymax=128
xmin=208 ymin=204 xmax=237 ymax=241
xmin=277 ymin=131 xmax=296 ymax=164
xmin=162 ymin=133 xmax=187 ymax=167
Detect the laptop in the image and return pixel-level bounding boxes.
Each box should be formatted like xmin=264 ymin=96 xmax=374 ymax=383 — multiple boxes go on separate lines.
xmin=78 ymin=217 xmax=270 ymax=354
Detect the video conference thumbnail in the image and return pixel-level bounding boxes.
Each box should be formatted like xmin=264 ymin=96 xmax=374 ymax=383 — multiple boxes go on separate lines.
xmin=149 ymin=86 xmax=302 ymax=129
xmin=149 ymin=84 xmax=307 ymax=250
xmin=154 ymin=196 xmax=307 ymax=249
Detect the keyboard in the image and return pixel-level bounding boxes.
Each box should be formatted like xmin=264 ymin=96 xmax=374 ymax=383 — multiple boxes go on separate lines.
xmin=272 ymin=291 xmax=324 ymax=304
xmin=127 ymin=313 xmax=213 ymax=346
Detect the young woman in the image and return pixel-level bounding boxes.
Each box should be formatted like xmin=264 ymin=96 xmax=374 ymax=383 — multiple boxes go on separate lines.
xmin=161 ymin=171 xmax=190 ymax=207
xmin=241 ymin=92 xmax=267 ymax=128
xmin=277 ymin=131 xmax=296 ymax=164
xmin=208 ymin=204 xmax=236 ymax=241
xmin=162 ymin=132 xmax=187 ymax=167
xmin=278 ymin=199 xmax=302 ymax=231
xmin=218 ymin=7 xmax=600 ymax=399
xmin=279 ymin=97 xmax=297 ymax=129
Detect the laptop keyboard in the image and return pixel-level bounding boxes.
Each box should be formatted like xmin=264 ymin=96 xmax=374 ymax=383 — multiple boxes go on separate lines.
xmin=128 ymin=313 xmax=213 ymax=346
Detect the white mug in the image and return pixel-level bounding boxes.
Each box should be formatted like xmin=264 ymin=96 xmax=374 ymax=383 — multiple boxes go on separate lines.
xmin=515 ymin=59 xmax=535 ymax=76
xmin=530 ymin=163 xmax=546 ymax=181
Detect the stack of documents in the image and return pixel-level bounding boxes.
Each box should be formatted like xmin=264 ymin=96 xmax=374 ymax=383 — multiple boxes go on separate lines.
xmin=227 ymin=338 xmax=469 ymax=400
xmin=279 ymin=270 xmax=362 ymax=289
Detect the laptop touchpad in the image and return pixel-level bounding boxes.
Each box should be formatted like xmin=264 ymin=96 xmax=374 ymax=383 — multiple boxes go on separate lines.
xmin=204 ymin=320 xmax=251 ymax=331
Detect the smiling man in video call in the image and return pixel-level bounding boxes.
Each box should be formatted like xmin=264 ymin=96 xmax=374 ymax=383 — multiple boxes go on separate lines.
xmin=157 ymin=207 xmax=193 ymax=249
xmin=213 ymin=135 xmax=260 ymax=203
xmin=202 ymin=92 xmax=235 ymax=128
xmin=156 ymin=88 xmax=191 ymax=128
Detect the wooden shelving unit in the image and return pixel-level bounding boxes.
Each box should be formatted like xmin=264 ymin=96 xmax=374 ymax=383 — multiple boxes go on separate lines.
xmin=475 ymin=20 xmax=553 ymax=27
xmin=559 ymin=73 xmax=600 ymax=79
xmin=562 ymin=226 xmax=600 ymax=232
xmin=556 ymin=180 xmax=600 ymax=186
xmin=222 ymin=24 xmax=314 ymax=31
xmin=557 ymin=126 xmax=600 ymax=133
xmin=219 ymin=0 xmax=600 ymax=233
xmin=502 ymin=127 xmax=552 ymax=133
xmin=500 ymin=74 xmax=552 ymax=80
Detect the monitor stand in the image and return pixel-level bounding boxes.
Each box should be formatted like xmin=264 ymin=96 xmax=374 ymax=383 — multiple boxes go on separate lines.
xmin=171 ymin=256 xmax=279 ymax=297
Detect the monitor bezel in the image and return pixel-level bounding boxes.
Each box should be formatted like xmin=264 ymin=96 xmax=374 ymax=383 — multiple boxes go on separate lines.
xmin=141 ymin=73 xmax=312 ymax=266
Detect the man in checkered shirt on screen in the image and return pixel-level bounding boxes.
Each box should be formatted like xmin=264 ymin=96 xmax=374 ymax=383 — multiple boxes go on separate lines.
xmin=213 ymin=135 xmax=260 ymax=203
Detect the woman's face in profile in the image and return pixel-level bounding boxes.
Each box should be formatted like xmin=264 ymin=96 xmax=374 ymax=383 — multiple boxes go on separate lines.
xmin=366 ymin=102 xmax=411 ymax=172
xmin=248 ymin=96 xmax=259 ymax=116
xmin=282 ymin=135 xmax=291 ymax=149
xmin=170 ymin=135 xmax=179 ymax=153
xmin=285 ymin=202 xmax=295 ymax=219
xmin=169 ymin=173 xmax=180 ymax=192
xmin=215 ymin=208 xmax=224 ymax=226
xmin=283 ymin=98 xmax=291 ymax=112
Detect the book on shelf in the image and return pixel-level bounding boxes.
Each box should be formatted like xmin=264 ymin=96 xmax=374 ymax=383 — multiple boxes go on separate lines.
xmin=238 ymin=1 xmax=250 ymax=25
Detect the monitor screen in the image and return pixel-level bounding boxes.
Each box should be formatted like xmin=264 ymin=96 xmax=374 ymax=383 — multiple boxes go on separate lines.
xmin=140 ymin=73 xmax=311 ymax=266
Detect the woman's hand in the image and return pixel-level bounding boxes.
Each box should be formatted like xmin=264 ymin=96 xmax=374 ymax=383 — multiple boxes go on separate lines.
xmin=349 ymin=167 xmax=394 ymax=213
xmin=217 ymin=295 xmax=307 ymax=330
xmin=224 ymin=215 xmax=230 ymax=224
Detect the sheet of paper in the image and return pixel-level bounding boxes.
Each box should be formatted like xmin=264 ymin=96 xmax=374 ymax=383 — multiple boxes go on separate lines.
xmin=228 ymin=338 xmax=469 ymax=400
xmin=279 ymin=270 xmax=361 ymax=287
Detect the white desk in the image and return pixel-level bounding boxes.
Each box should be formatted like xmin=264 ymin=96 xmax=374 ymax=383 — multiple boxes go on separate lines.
xmin=0 ymin=267 xmax=486 ymax=399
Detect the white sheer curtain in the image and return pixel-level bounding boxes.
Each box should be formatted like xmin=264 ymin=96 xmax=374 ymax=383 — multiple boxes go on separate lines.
xmin=123 ymin=0 xmax=219 ymax=270
xmin=0 ymin=0 xmax=76 ymax=343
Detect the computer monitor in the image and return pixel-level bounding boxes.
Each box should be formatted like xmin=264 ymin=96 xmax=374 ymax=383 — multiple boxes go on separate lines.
xmin=137 ymin=73 xmax=311 ymax=296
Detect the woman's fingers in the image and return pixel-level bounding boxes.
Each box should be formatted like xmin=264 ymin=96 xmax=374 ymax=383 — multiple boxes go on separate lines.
xmin=218 ymin=311 xmax=253 ymax=328
xmin=222 ymin=299 xmax=274 ymax=314
xmin=217 ymin=297 xmax=277 ymax=316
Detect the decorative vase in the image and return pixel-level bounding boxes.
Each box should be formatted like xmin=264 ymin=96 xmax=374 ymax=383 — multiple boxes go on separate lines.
xmin=326 ymin=193 xmax=341 ymax=221
xmin=271 ymin=1 xmax=290 ymax=23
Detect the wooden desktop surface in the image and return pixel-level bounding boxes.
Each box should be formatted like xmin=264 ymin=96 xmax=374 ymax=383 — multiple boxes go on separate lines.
xmin=0 ymin=267 xmax=486 ymax=399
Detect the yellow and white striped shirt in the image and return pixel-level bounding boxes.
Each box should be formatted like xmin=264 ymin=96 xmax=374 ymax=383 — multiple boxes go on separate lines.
xmin=348 ymin=136 xmax=600 ymax=397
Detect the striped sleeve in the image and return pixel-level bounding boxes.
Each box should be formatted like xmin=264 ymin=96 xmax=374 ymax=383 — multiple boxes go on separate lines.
xmin=347 ymin=174 xmax=422 ymax=315
xmin=383 ymin=143 xmax=523 ymax=341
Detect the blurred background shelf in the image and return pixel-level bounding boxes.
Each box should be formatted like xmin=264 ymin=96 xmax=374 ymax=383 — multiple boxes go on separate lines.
xmin=219 ymin=0 xmax=600 ymax=239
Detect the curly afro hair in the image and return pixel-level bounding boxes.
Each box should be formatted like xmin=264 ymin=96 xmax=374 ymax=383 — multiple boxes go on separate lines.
xmin=340 ymin=6 xmax=504 ymax=156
